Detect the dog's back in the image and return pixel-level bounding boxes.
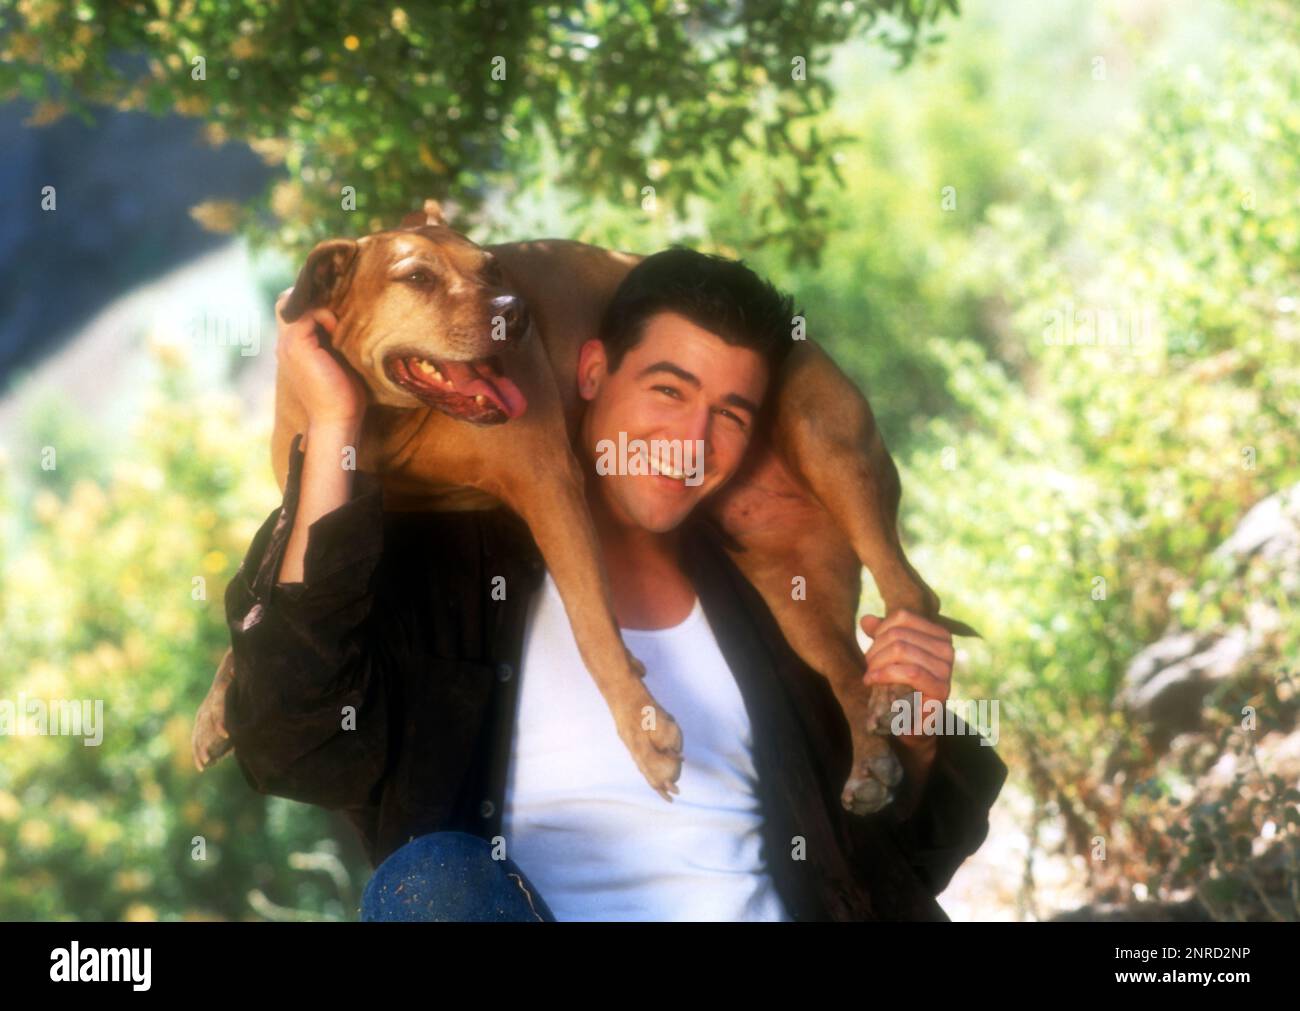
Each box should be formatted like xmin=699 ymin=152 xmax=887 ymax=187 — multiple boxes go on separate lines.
xmin=485 ymin=239 xmax=643 ymax=436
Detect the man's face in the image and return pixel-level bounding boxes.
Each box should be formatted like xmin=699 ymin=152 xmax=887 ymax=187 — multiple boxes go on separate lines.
xmin=577 ymin=310 xmax=770 ymax=533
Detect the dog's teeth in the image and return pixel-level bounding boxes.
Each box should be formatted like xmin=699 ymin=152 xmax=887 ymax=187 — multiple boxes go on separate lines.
xmin=474 ymin=394 xmax=487 ymax=405
xmin=415 ymin=360 xmax=434 ymax=375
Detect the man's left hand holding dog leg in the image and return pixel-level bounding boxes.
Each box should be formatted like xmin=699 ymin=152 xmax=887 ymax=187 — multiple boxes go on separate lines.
xmin=859 ymin=610 xmax=955 ymax=800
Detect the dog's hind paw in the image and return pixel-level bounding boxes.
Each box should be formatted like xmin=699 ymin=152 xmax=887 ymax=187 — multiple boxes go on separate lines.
xmin=192 ymin=649 xmax=237 ymax=772
xmin=841 ymin=733 xmax=903 ymax=816
xmin=193 ymin=732 xmax=234 ymax=772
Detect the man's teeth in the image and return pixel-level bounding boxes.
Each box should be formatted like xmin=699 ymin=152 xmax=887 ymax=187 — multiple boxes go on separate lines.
xmin=648 ymin=455 xmax=685 ymax=480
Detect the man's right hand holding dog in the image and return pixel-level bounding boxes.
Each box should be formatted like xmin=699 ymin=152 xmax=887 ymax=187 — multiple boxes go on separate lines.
xmin=274 ymin=288 xmax=368 ymax=585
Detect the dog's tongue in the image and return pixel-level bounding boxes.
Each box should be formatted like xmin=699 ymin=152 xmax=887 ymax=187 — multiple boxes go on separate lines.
xmin=442 ymin=360 xmax=527 ymax=419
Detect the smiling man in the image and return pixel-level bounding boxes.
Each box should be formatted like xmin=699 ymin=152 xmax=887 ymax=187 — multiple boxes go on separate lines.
xmin=574 ymin=304 xmax=772 ymax=629
xmin=497 ymin=269 xmax=791 ymax=920
xmin=221 ymin=247 xmax=1006 ymax=922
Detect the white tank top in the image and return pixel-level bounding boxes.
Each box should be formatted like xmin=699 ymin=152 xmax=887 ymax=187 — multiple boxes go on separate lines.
xmin=500 ymin=570 xmax=793 ymax=921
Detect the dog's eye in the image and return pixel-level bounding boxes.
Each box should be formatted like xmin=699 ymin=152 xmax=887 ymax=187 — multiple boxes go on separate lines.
xmin=402 ymin=269 xmax=436 ymax=288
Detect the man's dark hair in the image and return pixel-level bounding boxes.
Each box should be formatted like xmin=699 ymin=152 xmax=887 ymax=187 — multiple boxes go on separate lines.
xmin=598 ymin=246 xmax=798 ymax=380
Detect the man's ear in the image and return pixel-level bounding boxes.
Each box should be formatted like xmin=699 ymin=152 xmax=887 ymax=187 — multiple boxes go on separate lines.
xmin=576 ymin=339 xmax=609 ymax=401
xmin=400 ymin=198 xmax=449 ymax=229
xmin=281 ymin=239 xmax=359 ymax=322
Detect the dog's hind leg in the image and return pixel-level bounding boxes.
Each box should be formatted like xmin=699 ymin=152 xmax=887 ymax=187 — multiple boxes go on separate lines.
xmin=771 ymin=342 xmax=978 ymax=640
xmin=721 ymin=512 xmax=905 ymax=815
xmin=193 ymin=647 xmax=236 ymax=771
xmin=714 ymin=341 xmax=978 ymax=813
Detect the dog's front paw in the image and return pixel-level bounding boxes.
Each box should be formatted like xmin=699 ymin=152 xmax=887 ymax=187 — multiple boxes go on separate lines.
xmin=615 ymin=673 xmax=684 ymax=803
xmin=841 ymin=732 xmax=903 ymax=815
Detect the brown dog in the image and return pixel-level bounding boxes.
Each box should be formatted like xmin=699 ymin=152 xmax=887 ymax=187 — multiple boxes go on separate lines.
xmin=192 ymin=199 xmax=976 ymax=815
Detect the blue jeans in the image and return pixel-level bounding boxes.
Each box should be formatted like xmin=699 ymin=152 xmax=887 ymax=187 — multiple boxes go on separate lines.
xmin=360 ymin=831 xmax=557 ymax=922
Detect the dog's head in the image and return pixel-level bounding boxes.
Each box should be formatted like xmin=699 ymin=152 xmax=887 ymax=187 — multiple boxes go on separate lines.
xmin=280 ymin=199 xmax=530 ymax=424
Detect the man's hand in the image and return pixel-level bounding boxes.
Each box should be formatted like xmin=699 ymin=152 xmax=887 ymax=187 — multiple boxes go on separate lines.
xmin=275 ymin=287 xmax=367 ymax=428
xmin=273 ymin=287 xmax=368 ymax=585
xmin=859 ymin=610 xmax=955 ymax=790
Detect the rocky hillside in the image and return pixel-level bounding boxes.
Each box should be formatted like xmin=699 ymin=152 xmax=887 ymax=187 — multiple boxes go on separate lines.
xmin=0 ymin=98 xmax=274 ymax=388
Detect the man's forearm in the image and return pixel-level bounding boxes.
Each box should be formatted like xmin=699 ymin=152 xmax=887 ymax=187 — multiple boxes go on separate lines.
xmin=277 ymin=420 xmax=362 ymax=585
xmin=892 ymin=736 xmax=938 ymax=818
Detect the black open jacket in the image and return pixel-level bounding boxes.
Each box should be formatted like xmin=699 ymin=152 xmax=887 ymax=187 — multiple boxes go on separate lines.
xmin=224 ymin=432 xmax=1007 ymax=921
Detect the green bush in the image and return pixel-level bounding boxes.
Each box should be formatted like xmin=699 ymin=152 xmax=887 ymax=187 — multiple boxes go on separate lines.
xmin=899 ymin=2 xmax=1300 ymax=912
xmin=0 ymin=345 xmax=363 ymax=920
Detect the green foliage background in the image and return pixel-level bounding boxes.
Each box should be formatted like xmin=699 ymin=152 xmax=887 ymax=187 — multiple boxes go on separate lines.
xmin=0 ymin=0 xmax=957 ymax=266
xmin=1 ymin=0 xmax=1298 ymax=919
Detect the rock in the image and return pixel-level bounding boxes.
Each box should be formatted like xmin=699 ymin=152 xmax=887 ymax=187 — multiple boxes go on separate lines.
xmin=1117 ymin=480 xmax=1300 ymax=748
xmin=1119 ymin=628 xmax=1251 ymax=743
xmin=1211 ymin=483 xmax=1300 ymax=567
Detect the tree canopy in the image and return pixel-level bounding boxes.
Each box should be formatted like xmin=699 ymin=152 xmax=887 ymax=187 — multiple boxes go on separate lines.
xmin=1 ymin=0 xmax=960 ymax=263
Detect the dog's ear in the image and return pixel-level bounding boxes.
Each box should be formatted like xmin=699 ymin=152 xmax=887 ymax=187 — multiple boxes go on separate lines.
xmin=399 ymin=198 xmax=449 ymax=229
xmin=281 ymin=239 xmax=359 ymax=322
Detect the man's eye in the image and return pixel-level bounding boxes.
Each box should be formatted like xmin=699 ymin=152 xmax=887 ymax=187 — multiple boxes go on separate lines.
xmin=718 ymin=408 xmax=747 ymax=429
xmin=653 ymin=385 xmax=681 ymax=398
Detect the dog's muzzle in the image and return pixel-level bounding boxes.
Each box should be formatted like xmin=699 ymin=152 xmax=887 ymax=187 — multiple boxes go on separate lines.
xmin=384 ymin=351 xmax=528 ymax=425
xmin=490 ymin=293 xmax=530 ymax=343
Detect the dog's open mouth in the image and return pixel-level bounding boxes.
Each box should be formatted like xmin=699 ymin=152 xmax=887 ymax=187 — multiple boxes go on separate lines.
xmin=384 ymin=353 xmax=527 ymax=424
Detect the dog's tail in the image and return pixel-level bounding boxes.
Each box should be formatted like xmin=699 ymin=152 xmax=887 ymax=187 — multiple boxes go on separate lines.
xmin=934 ymin=613 xmax=982 ymax=639
xmin=896 ymin=555 xmax=982 ymax=639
